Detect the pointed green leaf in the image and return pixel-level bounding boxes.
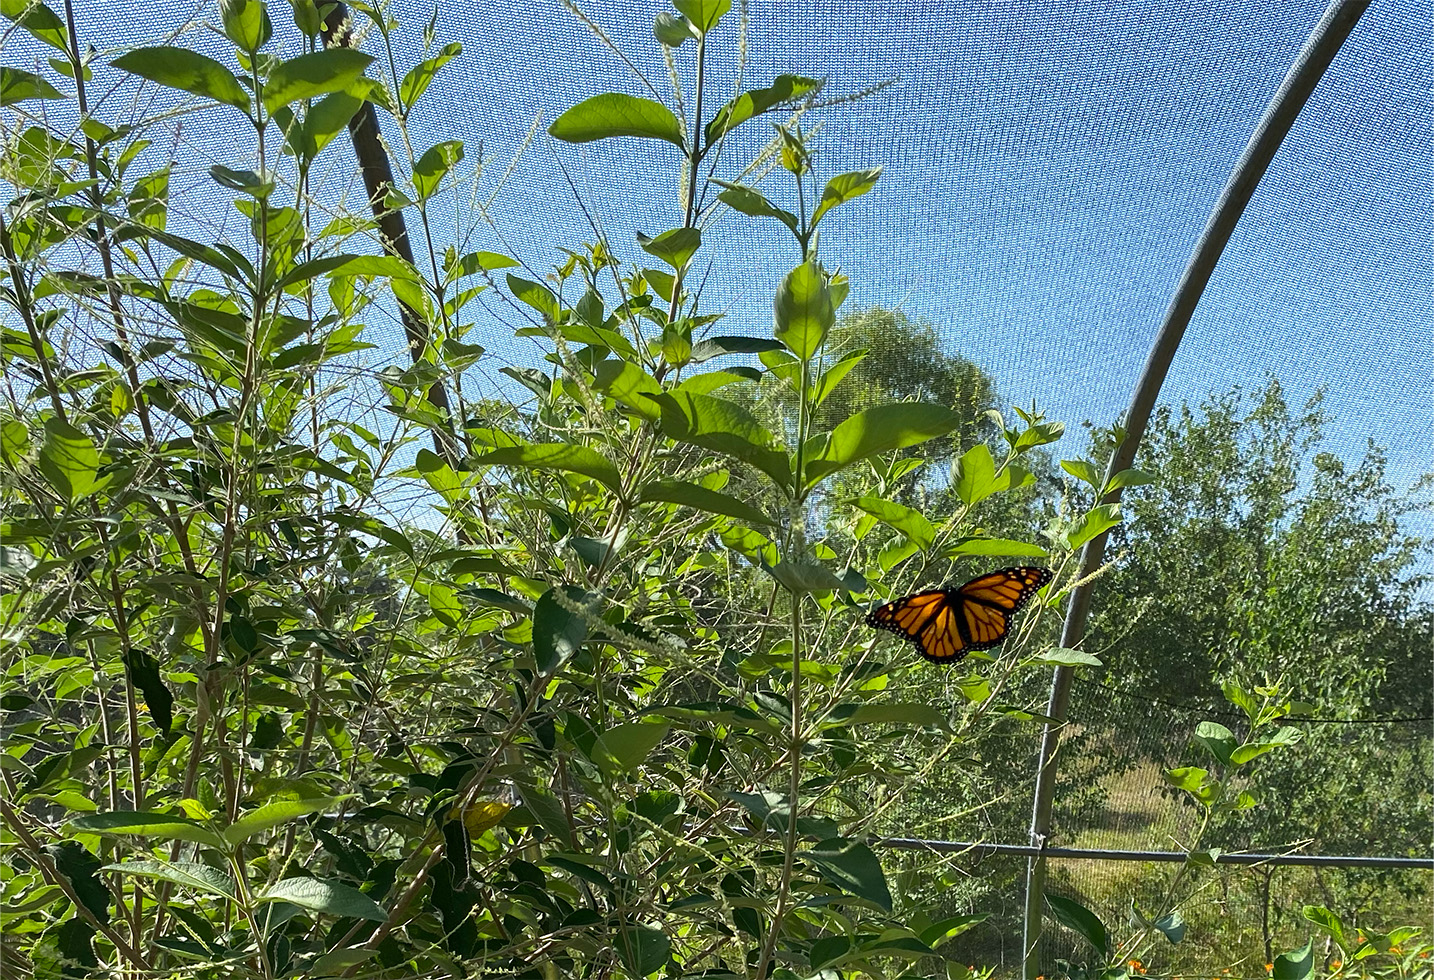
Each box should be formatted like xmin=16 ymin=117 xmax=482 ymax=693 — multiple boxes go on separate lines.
xmin=399 ymin=40 xmax=461 ymax=108
xmin=848 ymin=495 xmax=935 ymax=549
xmin=805 ymin=403 xmax=962 ymax=489
xmin=532 ymin=585 xmax=598 ymax=673
xmin=219 ymin=0 xmax=271 ymax=50
xmin=821 ymin=702 xmax=945 ymax=728
xmin=2 ymin=0 xmax=68 ymax=52
xmin=111 ymin=47 xmax=250 ymax=111
xmin=1194 ymin=721 xmax=1237 ymax=767
xmin=1301 ymin=906 xmax=1347 ymax=949
xmin=803 ymin=838 xmax=892 ymax=911
xmin=942 ymin=537 xmax=1047 ymax=558
xmin=766 ymin=559 xmax=846 ymax=595
xmin=473 ymin=444 xmax=622 ymax=493
xmin=1104 ymin=466 xmax=1155 ymax=493
xmin=714 ymin=181 xmax=800 ymax=235
xmin=549 ymin=93 xmax=684 ymax=148
xmin=1153 ymin=910 xmax=1186 ymax=944
xmin=71 ymin=811 xmax=226 ymax=849
xmin=1060 ymin=458 xmax=1102 ymax=489
xmin=1 ymin=418 xmax=31 ymax=467
xmin=223 ymin=797 xmax=342 ymax=846
xmin=1031 ymin=647 xmax=1100 ymax=667
xmin=646 ymin=391 xmax=791 ymax=489
xmin=673 ymin=0 xmax=730 ymax=33
xmin=705 ymin=73 xmax=820 ymax=145
xmin=810 ymin=348 xmax=866 ymax=407
xmin=507 ymin=274 xmax=562 ymax=322
xmin=1272 ymin=942 xmax=1314 ymax=980
xmin=811 ymin=167 xmax=882 ymax=227
xmin=592 ymin=722 xmax=670 ymax=774
xmin=39 ymin=418 xmax=107 ymax=501
xmin=262 ymin=48 xmax=373 ymax=113
xmin=637 ymin=227 xmax=700 ymax=269
xmin=104 ymin=860 xmax=236 ymax=901
xmin=952 ymin=444 xmax=1032 ymax=507
xmin=653 ymin=11 xmax=694 ymax=46
xmin=0 ymin=67 xmax=64 ymax=105
xmin=1046 ymin=893 xmax=1109 ymax=955
xmin=689 ymin=333 xmax=785 ymax=363
xmin=257 ymin=877 xmax=386 ymax=921
xmin=592 ymin=360 xmax=663 ymax=421
xmin=1065 ymin=503 xmax=1122 ymax=550
xmin=774 ymin=260 xmax=833 ymax=359
xmin=640 ymin=478 xmax=776 ymax=526
xmin=413 ymin=139 xmax=463 ymax=200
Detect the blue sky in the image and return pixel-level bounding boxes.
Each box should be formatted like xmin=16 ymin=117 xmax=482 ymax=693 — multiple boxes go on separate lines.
xmin=17 ymin=0 xmax=1434 ymax=564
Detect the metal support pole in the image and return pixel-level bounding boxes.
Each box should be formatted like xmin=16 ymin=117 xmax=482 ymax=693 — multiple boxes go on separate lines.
xmin=1019 ymin=1 xmax=1372 ymax=973
xmin=878 ymin=837 xmax=1433 ymax=870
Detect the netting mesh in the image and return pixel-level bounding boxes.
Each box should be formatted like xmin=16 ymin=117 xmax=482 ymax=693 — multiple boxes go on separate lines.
xmin=12 ymin=0 xmax=1431 ymax=966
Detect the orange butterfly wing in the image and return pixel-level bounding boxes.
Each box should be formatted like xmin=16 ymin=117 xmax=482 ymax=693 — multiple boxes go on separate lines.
xmin=867 ymin=566 xmax=1052 ymax=663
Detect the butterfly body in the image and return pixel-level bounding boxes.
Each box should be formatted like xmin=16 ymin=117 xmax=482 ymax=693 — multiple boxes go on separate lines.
xmin=866 ymin=566 xmax=1052 ymax=663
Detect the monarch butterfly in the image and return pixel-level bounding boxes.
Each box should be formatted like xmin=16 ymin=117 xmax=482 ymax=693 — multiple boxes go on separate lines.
xmin=866 ymin=566 xmax=1052 ymax=663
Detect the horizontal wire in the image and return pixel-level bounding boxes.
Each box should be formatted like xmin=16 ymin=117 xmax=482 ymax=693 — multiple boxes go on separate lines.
xmin=1071 ymin=675 xmax=1432 ymax=725
xmin=874 ymin=837 xmax=1434 ymax=869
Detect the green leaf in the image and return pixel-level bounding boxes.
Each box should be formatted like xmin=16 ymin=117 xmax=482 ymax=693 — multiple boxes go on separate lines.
xmin=399 ymin=40 xmax=460 ymax=108
xmin=71 ymin=811 xmax=226 ymax=850
xmin=412 ymin=139 xmax=463 ymax=200
xmin=766 ymin=559 xmax=846 ymax=595
xmin=919 ymin=913 xmax=988 ymax=946
xmin=0 ymin=418 xmax=31 ymax=467
xmin=1032 ymin=647 xmax=1101 ymax=667
xmin=805 ymin=403 xmax=962 ymax=489
xmin=223 ymin=797 xmax=341 ymax=846
xmin=689 ymin=333 xmax=785 ymax=363
xmin=428 ymin=584 xmax=462 ymax=627
xmin=803 ymin=838 xmax=892 ymax=911
xmin=1104 ymin=467 xmax=1155 ymax=493
xmin=1272 ymin=941 xmax=1314 ymax=980
xmin=713 ymin=181 xmax=801 ymax=236
xmin=952 ymin=444 xmax=1032 ymax=507
xmin=511 ymin=774 xmax=572 ymax=843
xmin=614 ymin=920 xmax=670 ymax=977
xmin=257 ymin=877 xmax=386 ymax=921
xmin=1060 ymin=458 xmax=1102 ymax=489
xmin=637 ymin=227 xmax=700 ymax=269
xmin=1153 ymin=910 xmax=1186 ymax=944
xmin=219 ymin=0 xmax=271 ymax=50
xmin=653 ymin=11 xmax=694 ymax=46
xmin=0 ymin=67 xmax=64 ymax=105
xmin=1194 ymin=721 xmax=1237 ymax=767
xmin=103 ymin=860 xmax=236 ymax=901
xmin=943 ymin=536 xmax=1048 ymax=558
xmin=532 ymin=585 xmax=598 ymax=674
xmin=123 ymin=647 xmax=173 ymax=734
xmin=507 ymin=274 xmax=562 ymax=322
xmin=592 ymin=360 xmax=663 ymax=421
xmin=848 ymin=495 xmax=935 ymax=549
xmin=774 ymin=260 xmax=833 ymax=359
xmin=592 ymin=722 xmax=670 ymax=774
xmin=810 ymin=348 xmax=866 ymax=407
xmin=675 ymin=367 xmax=761 ymax=395
xmin=1046 ymin=893 xmax=1109 ymax=955
xmin=1300 ymin=906 xmax=1347 ymax=949
xmin=262 ymin=49 xmax=373 ymax=113
xmin=210 ymin=165 xmax=274 ymax=199
xmin=1 ymin=0 xmax=68 ymax=52
xmin=673 ymin=0 xmax=730 ymax=33
xmin=549 ymin=93 xmax=685 ymax=148
xmin=111 ymin=47 xmax=250 ymax=111
xmin=640 ymin=478 xmax=775 ymax=526
xmin=472 ymin=444 xmax=622 ymax=494
xmin=39 ymin=418 xmax=107 ymax=501
xmin=1015 ymin=420 xmax=1065 ymax=450
xmin=705 ymin=73 xmax=820 ymax=145
xmin=646 ymin=391 xmax=791 ymax=490
xmin=821 ymin=702 xmax=946 ymax=728
xmin=1065 ymin=503 xmax=1122 ymax=550
xmin=811 ymin=167 xmax=882 ymax=227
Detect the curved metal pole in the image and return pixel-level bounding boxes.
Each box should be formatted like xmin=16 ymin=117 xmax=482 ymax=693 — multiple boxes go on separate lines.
xmin=1020 ymin=1 xmax=1372 ymax=972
